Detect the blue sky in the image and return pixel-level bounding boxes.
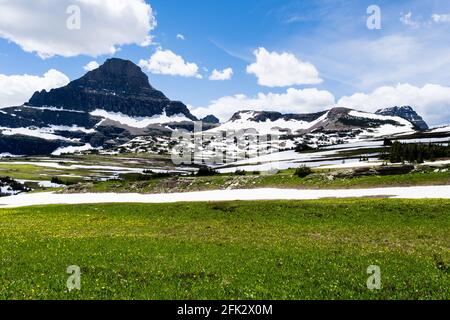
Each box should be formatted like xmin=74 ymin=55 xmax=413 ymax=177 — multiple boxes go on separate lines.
xmin=1 ymin=0 xmax=450 ymax=125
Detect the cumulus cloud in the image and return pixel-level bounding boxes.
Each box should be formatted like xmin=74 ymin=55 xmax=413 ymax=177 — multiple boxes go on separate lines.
xmin=83 ymin=61 xmax=100 ymax=72
xmin=176 ymin=34 xmax=185 ymax=40
xmin=0 ymin=70 xmax=70 ymax=108
xmin=191 ymin=88 xmax=335 ymax=121
xmin=246 ymin=47 xmax=322 ymax=87
xmin=209 ymin=68 xmax=233 ymax=81
xmin=336 ymin=83 xmax=450 ymax=126
xmin=139 ymin=49 xmax=202 ymax=78
xmin=432 ymin=13 xmax=450 ymax=23
xmin=0 ymin=0 xmax=156 ymax=58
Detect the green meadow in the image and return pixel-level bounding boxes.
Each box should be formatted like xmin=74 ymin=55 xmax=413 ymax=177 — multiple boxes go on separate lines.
xmin=0 ymin=199 xmax=448 ymax=300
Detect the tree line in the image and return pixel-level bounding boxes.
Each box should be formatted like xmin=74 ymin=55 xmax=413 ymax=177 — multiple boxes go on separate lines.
xmin=381 ymin=140 xmax=450 ymax=164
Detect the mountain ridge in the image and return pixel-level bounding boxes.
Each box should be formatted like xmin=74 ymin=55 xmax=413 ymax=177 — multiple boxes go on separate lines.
xmin=27 ymin=58 xmax=197 ymax=120
xmin=0 ymin=59 xmax=433 ymax=156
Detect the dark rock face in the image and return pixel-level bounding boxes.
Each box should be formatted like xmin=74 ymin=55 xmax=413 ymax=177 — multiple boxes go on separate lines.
xmin=1 ymin=106 xmax=101 ymax=129
xmin=229 ymin=110 xmax=327 ymax=123
xmin=0 ymin=58 xmax=203 ymax=155
xmin=227 ymin=107 xmax=417 ymax=134
xmin=28 ymin=58 xmax=197 ymax=120
xmin=375 ymin=106 xmax=429 ymax=131
xmin=201 ymin=115 xmax=220 ymax=124
xmin=0 ymin=135 xmax=78 ymax=156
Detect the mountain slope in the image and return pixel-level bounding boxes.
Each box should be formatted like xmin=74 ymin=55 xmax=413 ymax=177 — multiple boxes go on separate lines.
xmin=28 ymin=58 xmax=196 ymax=119
xmin=212 ymin=107 xmax=421 ymax=138
xmin=375 ymin=106 xmax=429 ymax=131
xmin=0 ymin=59 xmax=199 ymax=155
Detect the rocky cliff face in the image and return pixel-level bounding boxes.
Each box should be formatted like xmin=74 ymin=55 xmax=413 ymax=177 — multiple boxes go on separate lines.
xmin=375 ymin=106 xmax=429 ymax=131
xmin=0 ymin=58 xmax=199 ymax=155
xmin=27 ymin=58 xmax=197 ymax=119
xmin=229 ymin=110 xmax=327 ymax=123
xmin=215 ymin=107 xmax=421 ymax=137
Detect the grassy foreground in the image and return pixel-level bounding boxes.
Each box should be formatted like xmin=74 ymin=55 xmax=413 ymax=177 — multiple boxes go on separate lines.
xmin=74 ymin=169 xmax=450 ymax=194
xmin=0 ymin=199 xmax=448 ymax=300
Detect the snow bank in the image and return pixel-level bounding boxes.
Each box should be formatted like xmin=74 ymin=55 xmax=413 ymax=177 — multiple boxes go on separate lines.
xmin=1 ymin=186 xmax=449 ymax=208
xmin=90 ymin=110 xmax=191 ymax=128
xmin=51 ymin=144 xmax=94 ymax=156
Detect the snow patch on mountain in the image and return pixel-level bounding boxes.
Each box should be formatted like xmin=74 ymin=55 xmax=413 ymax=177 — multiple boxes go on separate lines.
xmin=430 ymin=125 xmax=450 ymax=133
xmin=52 ymin=144 xmax=94 ymax=156
xmin=209 ymin=111 xmax=329 ymax=134
xmin=22 ymin=105 xmax=85 ymax=113
xmin=0 ymin=127 xmax=71 ymax=141
xmin=91 ymin=109 xmax=192 ymax=128
xmin=0 ymin=125 xmax=96 ymax=141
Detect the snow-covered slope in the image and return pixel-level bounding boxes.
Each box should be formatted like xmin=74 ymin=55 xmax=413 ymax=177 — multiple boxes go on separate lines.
xmin=430 ymin=125 xmax=450 ymax=133
xmin=211 ymin=108 xmax=416 ymax=138
xmin=0 ymin=58 xmax=200 ymax=156
xmin=209 ymin=111 xmax=329 ymax=134
xmin=91 ymin=110 xmax=192 ymax=128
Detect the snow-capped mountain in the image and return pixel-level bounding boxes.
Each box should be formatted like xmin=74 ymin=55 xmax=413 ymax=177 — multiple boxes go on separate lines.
xmin=375 ymin=106 xmax=429 ymax=131
xmin=0 ymin=58 xmax=206 ymax=155
xmin=0 ymin=58 xmax=435 ymax=157
xmin=212 ymin=107 xmax=422 ymax=138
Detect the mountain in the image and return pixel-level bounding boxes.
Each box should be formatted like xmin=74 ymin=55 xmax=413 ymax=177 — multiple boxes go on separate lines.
xmin=27 ymin=58 xmax=196 ymax=119
xmin=212 ymin=107 xmax=422 ymax=138
xmin=375 ymin=106 xmax=429 ymax=131
xmin=0 ymin=58 xmax=199 ymax=155
xmin=0 ymin=58 xmax=432 ymax=157
xmin=201 ymin=115 xmax=220 ymax=124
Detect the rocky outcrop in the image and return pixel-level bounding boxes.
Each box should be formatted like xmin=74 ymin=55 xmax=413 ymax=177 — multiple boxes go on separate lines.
xmin=0 ymin=58 xmax=200 ymax=155
xmin=201 ymin=115 xmax=220 ymax=124
xmin=376 ymin=106 xmax=429 ymax=131
xmin=27 ymin=58 xmax=197 ymax=120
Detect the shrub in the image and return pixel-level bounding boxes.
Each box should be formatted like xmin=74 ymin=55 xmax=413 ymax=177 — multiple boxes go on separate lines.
xmin=196 ymin=166 xmax=219 ymax=177
xmin=119 ymin=173 xmax=154 ymax=181
xmin=294 ymin=166 xmax=313 ymax=178
xmin=234 ymin=170 xmax=246 ymax=176
xmin=51 ymin=177 xmax=65 ymax=185
xmin=143 ymin=170 xmax=172 ymax=178
xmin=295 ymin=144 xmax=315 ymax=153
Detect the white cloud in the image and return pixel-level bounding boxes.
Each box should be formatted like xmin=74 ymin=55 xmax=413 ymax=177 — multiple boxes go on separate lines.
xmin=209 ymin=68 xmax=233 ymax=81
xmin=432 ymin=13 xmax=450 ymax=23
xmin=191 ymin=88 xmax=335 ymax=121
xmin=400 ymin=12 xmax=421 ymax=28
xmin=139 ymin=49 xmax=202 ymax=78
xmin=83 ymin=61 xmax=99 ymax=72
xmin=176 ymin=34 xmax=185 ymax=40
xmin=0 ymin=70 xmax=70 ymax=108
xmin=246 ymin=47 xmax=322 ymax=87
xmin=336 ymin=83 xmax=450 ymax=126
xmin=192 ymin=83 xmax=450 ymax=125
xmin=0 ymin=0 xmax=156 ymax=58
xmin=307 ymin=34 xmax=450 ymax=90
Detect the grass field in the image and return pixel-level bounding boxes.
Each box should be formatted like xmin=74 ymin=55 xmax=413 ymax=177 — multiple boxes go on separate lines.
xmin=0 ymin=199 xmax=448 ymax=300
xmin=75 ymin=169 xmax=450 ymax=194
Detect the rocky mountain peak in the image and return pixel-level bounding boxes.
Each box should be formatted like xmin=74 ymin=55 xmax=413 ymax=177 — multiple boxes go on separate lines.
xmin=201 ymin=115 xmax=220 ymax=124
xmin=375 ymin=106 xmax=429 ymax=131
xmin=26 ymin=58 xmax=196 ymax=119
xmin=74 ymin=58 xmax=155 ymax=94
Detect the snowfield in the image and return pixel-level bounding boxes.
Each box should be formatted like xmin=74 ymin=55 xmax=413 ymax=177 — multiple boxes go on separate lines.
xmin=1 ymin=186 xmax=450 ymax=208
xmin=208 ymin=111 xmax=330 ymax=134
xmin=90 ymin=109 xmax=192 ymax=128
